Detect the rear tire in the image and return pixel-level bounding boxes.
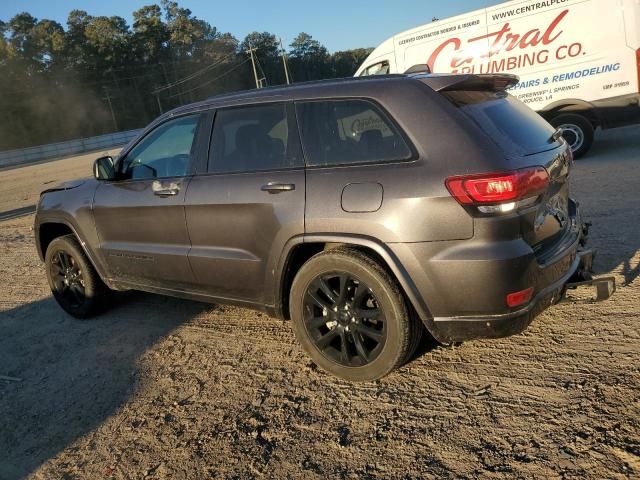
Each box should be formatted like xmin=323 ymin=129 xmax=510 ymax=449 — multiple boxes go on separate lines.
xmin=550 ymin=113 xmax=595 ymax=159
xmin=403 ymin=307 xmax=425 ymax=364
xmin=289 ymin=248 xmax=422 ymax=381
xmin=45 ymin=234 xmax=111 ymax=319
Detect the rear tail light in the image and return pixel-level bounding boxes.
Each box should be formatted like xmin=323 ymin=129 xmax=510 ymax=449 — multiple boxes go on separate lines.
xmin=445 ymin=167 xmax=549 ymax=213
xmin=506 ymin=287 xmax=534 ymax=308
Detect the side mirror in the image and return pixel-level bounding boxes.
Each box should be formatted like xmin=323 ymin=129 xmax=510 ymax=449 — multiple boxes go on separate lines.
xmin=93 ymin=156 xmax=116 ymax=181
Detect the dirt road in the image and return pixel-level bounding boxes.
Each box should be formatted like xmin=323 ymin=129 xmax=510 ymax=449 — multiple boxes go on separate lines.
xmin=0 ymin=148 xmax=121 ymax=215
xmin=1 ymin=129 xmax=638 ymax=479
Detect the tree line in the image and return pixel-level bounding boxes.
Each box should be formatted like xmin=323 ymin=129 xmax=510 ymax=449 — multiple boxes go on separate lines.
xmin=0 ymin=1 xmax=373 ymax=150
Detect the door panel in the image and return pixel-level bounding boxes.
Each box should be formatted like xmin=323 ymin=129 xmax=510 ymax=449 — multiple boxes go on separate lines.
xmin=185 ymin=102 xmax=305 ymax=305
xmin=185 ymin=170 xmax=305 ymax=304
xmin=93 ymin=177 xmax=194 ymax=287
xmin=92 ymin=113 xmax=206 ymax=288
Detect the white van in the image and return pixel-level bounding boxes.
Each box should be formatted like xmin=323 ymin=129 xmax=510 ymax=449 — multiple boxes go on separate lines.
xmin=356 ymin=0 xmax=640 ymax=157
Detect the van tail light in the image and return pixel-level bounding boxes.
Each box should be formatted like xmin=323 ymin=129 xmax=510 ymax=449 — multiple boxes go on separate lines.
xmin=445 ymin=167 xmax=549 ymax=213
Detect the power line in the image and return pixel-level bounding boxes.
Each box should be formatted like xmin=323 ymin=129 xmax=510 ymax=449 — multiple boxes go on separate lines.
xmin=164 ymin=58 xmax=250 ymax=99
xmin=26 ymin=59 xmax=229 ymax=87
xmin=0 ymin=53 xmax=245 ymax=100
xmin=102 ymin=86 xmax=118 ymax=131
xmin=0 ymin=60 xmax=224 ymax=96
xmin=66 ymin=56 xmax=234 ymax=75
xmin=152 ymin=60 xmax=225 ymax=94
xmin=152 ymin=52 xmax=237 ymax=94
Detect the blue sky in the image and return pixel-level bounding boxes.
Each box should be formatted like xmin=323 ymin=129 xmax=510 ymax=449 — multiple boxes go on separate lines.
xmin=0 ymin=0 xmax=500 ymax=52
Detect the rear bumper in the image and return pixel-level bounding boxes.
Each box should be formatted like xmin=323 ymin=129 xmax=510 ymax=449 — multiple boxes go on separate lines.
xmin=430 ymin=248 xmax=600 ymax=342
xmin=388 ymin=199 xmax=614 ymax=343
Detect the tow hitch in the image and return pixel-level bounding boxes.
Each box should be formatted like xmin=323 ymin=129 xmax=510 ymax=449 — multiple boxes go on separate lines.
xmin=560 ymin=249 xmax=616 ymax=303
xmin=563 ymin=276 xmax=616 ymax=303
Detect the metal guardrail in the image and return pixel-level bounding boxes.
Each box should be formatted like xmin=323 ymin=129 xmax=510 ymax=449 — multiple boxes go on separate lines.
xmin=0 ymin=205 xmax=36 ymax=222
xmin=0 ymin=129 xmax=142 ymax=169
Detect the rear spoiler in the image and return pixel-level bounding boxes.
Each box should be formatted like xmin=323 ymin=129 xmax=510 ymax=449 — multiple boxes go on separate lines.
xmin=416 ymin=74 xmax=520 ymax=92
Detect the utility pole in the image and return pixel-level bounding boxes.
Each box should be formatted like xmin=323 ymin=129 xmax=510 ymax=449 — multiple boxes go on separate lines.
xmin=246 ymin=43 xmax=261 ymax=89
xmin=172 ymin=61 xmax=186 ymax=105
xmin=279 ymin=37 xmax=291 ymax=85
xmin=103 ymin=86 xmax=118 ymax=131
xmin=160 ymin=63 xmax=169 ymax=84
xmin=155 ymin=93 xmax=163 ymax=114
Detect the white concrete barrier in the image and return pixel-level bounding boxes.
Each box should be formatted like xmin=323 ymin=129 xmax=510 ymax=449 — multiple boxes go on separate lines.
xmin=0 ymin=129 xmax=142 ymax=169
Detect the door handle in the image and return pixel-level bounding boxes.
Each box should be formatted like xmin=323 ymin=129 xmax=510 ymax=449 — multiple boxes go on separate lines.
xmin=261 ymin=183 xmax=295 ymax=194
xmin=152 ymin=180 xmax=180 ymax=197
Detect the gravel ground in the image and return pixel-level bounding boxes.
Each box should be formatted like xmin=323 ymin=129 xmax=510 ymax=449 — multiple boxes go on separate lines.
xmin=0 ymin=128 xmax=638 ymax=479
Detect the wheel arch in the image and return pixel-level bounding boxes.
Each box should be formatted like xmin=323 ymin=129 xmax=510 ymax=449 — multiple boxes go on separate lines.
xmin=275 ymin=234 xmax=442 ymax=341
xmin=36 ymin=218 xmax=112 ymax=288
xmin=37 ymin=222 xmax=75 ymax=261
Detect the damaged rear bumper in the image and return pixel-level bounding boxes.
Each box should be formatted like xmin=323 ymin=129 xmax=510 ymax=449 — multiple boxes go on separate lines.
xmin=431 ymin=247 xmax=616 ymax=343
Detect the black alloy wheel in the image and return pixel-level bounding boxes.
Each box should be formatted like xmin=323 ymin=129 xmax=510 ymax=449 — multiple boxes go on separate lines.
xmin=50 ymin=250 xmax=86 ymax=310
xmin=303 ymin=272 xmax=386 ymax=367
xmin=290 ymin=248 xmax=425 ymax=381
xmin=45 ymin=234 xmax=111 ymax=318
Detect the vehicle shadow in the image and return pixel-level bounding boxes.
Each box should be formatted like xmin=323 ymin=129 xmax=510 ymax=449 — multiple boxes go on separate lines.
xmin=0 ymin=293 xmax=209 ymax=479
xmin=0 ymin=126 xmax=637 ymax=478
xmin=572 ymin=125 xmax=640 ymax=286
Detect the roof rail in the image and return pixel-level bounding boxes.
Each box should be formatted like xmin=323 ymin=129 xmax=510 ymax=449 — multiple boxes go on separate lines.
xmin=205 ymin=74 xmax=407 ymax=101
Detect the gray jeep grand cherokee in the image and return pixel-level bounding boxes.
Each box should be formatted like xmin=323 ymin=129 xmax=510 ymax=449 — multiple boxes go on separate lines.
xmin=35 ymin=73 xmax=615 ymax=381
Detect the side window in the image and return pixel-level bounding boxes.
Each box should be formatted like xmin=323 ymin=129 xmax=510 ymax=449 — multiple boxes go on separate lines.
xmin=120 ymin=114 xmax=201 ymax=180
xmin=296 ymin=100 xmax=412 ymax=167
xmin=209 ymin=103 xmax=300 ymax=173
xmin=360 ymin=61 xmax=390 ymax=77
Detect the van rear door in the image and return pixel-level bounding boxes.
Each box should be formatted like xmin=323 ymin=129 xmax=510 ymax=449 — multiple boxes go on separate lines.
xmin=623 ymin=0 xmax=640 ymax=92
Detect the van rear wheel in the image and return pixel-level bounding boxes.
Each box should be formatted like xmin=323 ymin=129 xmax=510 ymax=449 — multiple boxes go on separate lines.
xmin=289 ymin=248 xmax=422 ymax=381
xmin=551 ymin=113 xmax=594 ymax=159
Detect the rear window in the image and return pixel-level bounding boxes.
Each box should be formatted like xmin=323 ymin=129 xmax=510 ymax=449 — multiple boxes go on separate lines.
xmin=441 ymin=90 xmax=557 ymax=155
xmin=209 ymin=103 xmax=301 ymax=173
xmin=296 ymin=99 xmax=412 ymax=167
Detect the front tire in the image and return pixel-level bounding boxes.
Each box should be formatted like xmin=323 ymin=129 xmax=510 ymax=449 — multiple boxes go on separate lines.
xmin=289 ymin=248 xmax=422 ymax=381
xmin=45 ymin=234 xmax=110 ymax=319
xmin=550 ymin=113 xmax=595 ymax=159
